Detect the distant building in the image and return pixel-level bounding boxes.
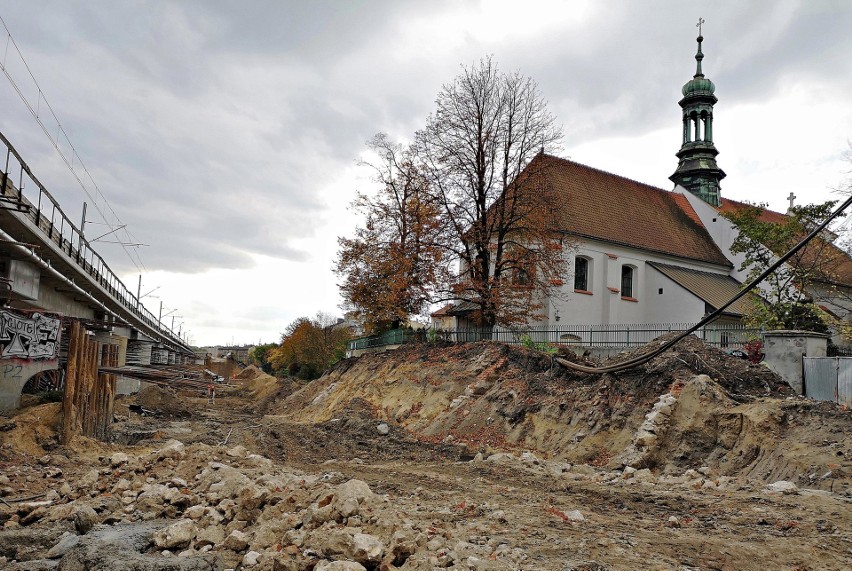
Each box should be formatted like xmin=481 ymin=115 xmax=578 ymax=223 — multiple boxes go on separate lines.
xmin=199 ymin=344 xmax=254 ymax=364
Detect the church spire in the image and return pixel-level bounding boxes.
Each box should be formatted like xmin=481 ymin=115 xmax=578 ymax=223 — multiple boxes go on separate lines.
xmin=694 ymin=20 xmax=704 ymax=77
xmin=670 ymin=18 xmax=725 ymax=207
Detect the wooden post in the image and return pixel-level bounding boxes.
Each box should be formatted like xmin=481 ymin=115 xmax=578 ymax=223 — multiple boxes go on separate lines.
xmin=61 ymin=321 xmax=81 ymax=444
xmin=64 ymin=322 xmax=121 ymax=441
xmin=85 ymin=340 xmax=98 ymax=436
xmin=105 ymin=344 xmax=117 ymax=438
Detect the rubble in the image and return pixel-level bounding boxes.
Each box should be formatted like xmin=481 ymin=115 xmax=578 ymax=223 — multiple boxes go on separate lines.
xmin=1 ymin=338 xmax=850 ymax=569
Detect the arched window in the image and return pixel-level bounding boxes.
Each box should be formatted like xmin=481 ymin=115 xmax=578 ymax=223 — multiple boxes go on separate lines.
xmin=621 ymin=265 xmax=636 ymax=299
xmin=574 ymin=256 xmax=592 ymax=292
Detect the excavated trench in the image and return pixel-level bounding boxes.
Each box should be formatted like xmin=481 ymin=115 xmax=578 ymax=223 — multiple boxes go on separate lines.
xmin=264 ymin=336 xmax=850 ymax=489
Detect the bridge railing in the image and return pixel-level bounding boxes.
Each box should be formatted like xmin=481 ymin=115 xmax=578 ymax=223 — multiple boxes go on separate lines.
xmin=0 ymin=131 xmax=187 ymax=351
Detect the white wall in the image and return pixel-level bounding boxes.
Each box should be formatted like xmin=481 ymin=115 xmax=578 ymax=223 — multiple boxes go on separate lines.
xmin=644 ymin=268 xmax=709 ymax=324
xmin=547 ymin=238 xmax=728 ymax=326
xmin=677 ymin=186 xmax=751 ymax=283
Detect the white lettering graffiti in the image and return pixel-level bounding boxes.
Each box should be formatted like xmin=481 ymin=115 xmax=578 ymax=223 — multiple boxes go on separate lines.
xmin=0 ymin=310 xmax=60 ymax=360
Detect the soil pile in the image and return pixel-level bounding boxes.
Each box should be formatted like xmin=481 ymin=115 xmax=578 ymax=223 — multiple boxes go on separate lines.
xmin=233 ymin=365 xmax=260 ymax=381
xmin=0 ymin=403 xmax=61 ymax=459
xmin=130 ymin=384 xmax=192 ymax=419
xmin=273 ymin=337 xmax=849 ymax=486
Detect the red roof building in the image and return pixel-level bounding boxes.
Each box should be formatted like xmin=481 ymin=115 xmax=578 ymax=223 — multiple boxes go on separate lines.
xmin=436 ymin=31 xmax=852 ymax=339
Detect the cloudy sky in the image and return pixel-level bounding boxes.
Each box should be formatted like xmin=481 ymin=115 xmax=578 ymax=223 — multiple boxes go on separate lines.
xmin=1 ymin=1 xmax=851 ymax=346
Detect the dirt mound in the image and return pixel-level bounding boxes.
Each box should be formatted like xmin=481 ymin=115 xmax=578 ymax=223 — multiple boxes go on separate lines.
xmin=617 ymin=332 xmax=788 ymax=395
xmin=227 ymin=366 xmax=305 ymax=414
xmin=652 ymin=377 xmax=851 ymax=481
xmin=131 ymin=384 xmax=192 ymax=418
xmin=271 ymin=337 xmax=850 ymax=486
xmin=0 ymin=402 xmax=61 ymax=458
xmin=250 ymin=377 xmax=306 ymax=415
xmin=233 ymin=365 xmax=261 ymax=380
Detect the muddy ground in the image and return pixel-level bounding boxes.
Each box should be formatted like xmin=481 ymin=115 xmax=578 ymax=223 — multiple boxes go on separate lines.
xmin=1 ymin=339 xmax=851 ymax=570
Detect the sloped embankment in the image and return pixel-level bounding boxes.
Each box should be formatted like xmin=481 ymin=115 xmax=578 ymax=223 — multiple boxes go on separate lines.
xmin=267 ymin=336 xmax=850 ymax=486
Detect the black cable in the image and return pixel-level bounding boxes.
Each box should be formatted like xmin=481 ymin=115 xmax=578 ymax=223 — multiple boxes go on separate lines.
xmin=556 ymin=194 xmax=852 ymax=374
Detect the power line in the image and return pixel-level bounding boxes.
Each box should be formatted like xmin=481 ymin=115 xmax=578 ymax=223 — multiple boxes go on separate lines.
xmin=0 ymin=13 xmax=146 ymax=273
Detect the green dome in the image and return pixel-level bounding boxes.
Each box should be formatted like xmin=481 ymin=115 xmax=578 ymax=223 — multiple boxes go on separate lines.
xmin=682 ymin=75 xmax=715 ymax=96
xmin=681 ymin=34 xmax=715 ymax=96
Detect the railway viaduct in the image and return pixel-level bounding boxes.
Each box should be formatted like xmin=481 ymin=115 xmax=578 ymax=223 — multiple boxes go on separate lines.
xmin=0 ymin=130 xmax=194 ymax=412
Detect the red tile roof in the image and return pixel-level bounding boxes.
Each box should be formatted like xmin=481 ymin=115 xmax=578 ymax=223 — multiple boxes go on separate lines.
xmin=430 ymin=304 xmax=453 ymax=317
xmin=534 ymin=154 xmax=732 ymax=267
xmin=719 ymin=198 xmax=788 ymax=224
xmin=719 ymin=199 xmax=852 ymax=288
xmin=648 ymin=262 xmax=754 ymax=316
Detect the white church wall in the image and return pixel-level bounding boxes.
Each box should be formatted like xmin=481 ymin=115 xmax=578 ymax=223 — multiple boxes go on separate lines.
xmin=644 ymin=269 xmax=708 ymax=323
xmin=675 ymin=185 xmax=751 ymax=282
xmin=548 ymin=238 xmax=722 ymax=327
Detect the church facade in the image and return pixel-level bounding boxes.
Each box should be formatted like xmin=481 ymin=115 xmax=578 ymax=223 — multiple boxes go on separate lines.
xmin=434 ymin=31 xmax=852 ymax=341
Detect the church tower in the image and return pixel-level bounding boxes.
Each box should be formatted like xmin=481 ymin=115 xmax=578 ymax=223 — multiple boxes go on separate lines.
xmin=670 ymin=20 xmax=725 ymax=206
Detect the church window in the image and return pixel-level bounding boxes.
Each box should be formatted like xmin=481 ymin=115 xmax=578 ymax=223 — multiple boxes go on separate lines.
xmin=621 ymin=265 xmax=635 ymax=299
xmin=574 ymin=256 xmax=590 ymax=291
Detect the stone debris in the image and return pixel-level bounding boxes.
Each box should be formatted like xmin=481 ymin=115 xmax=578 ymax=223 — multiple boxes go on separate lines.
xmin=764 ymin=481 xmax=799 ymax=495
xmin=1 ymin=339 xmax=850 ymax=569
xmin=617 ymin=384 xmax=681 ymax=468
xmin=153 ymin=518 xmax=197 ymax=549
xmin=72 ymin=505 xmax=98 ymax=534
xmin=0 ymin=439 xmax=563 ymax=569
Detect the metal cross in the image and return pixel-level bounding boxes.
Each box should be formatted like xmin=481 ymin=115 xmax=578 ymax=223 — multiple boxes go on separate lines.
xmin=788 ymin=192 xmax=796 ymax=209
xmin=696 ymin=17 xmax=705 ymax=35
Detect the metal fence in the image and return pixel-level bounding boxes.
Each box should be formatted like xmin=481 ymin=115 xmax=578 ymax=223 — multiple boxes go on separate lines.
xmin=348 ymin=322 xmax=761 ymax=352
xmin=347 ymin=328 xmax=413 ymax=351
xmin=803 ymin=357 xmax=852 ymax=406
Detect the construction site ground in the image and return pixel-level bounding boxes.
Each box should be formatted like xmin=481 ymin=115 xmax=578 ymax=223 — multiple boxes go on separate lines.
xmin=1 ymin=337 xmax=851 ymax=570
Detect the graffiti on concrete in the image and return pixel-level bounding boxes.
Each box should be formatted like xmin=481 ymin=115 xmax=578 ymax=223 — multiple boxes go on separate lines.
xmin=0 ymin=310 xmax=61 ymax=360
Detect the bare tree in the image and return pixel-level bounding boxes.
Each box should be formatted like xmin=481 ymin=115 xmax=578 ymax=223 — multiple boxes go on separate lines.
xmin=417 ymin=56 xmax=567 ymax=328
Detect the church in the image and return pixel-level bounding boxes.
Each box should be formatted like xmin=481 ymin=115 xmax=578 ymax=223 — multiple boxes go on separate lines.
xmin=433 ymin=30 xmax=852 ymax=344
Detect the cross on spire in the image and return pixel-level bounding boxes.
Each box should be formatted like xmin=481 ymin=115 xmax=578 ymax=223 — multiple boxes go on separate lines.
xmin=788 ymin=192 xmax=797 ymax=210
xmin=696 ymin=17 xmax=705 ymax=36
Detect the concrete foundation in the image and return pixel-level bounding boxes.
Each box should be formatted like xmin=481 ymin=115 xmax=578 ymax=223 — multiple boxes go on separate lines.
xmin=115 ymin=375 xmax=142 ymax=396
xmin=763 ymin=330 xmax=829 ymax=394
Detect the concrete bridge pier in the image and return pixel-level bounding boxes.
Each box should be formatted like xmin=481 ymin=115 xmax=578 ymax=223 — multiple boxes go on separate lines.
xmin=0 ymin=358 xmax=59 ymax=413
xmin=126 ymin=339 xmax=153 ymax=366
xmin=118 ymin=338 xmax=154 ymax=395
xmin=151 ymin=347 xmax=168 ymax=365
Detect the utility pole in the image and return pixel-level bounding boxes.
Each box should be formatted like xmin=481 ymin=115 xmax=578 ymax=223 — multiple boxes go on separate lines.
xmin=136 ymin=275 xmax=142 ymax=307
xmin=80 ymin=202 xmax=87 ymax=237
xmin=158 ymin=300 xmax=163 ymax=325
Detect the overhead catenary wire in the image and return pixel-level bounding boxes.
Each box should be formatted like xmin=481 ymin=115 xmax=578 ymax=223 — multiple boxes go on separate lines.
xmin=0 ymin=14 xmax=146 ymax=272
xmin=556 ymin=193 xmax=852 ymax=374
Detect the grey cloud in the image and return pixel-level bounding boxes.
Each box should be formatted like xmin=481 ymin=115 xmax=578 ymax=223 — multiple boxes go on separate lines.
xmin=1 ymin=0 xmax=850 ymax=280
